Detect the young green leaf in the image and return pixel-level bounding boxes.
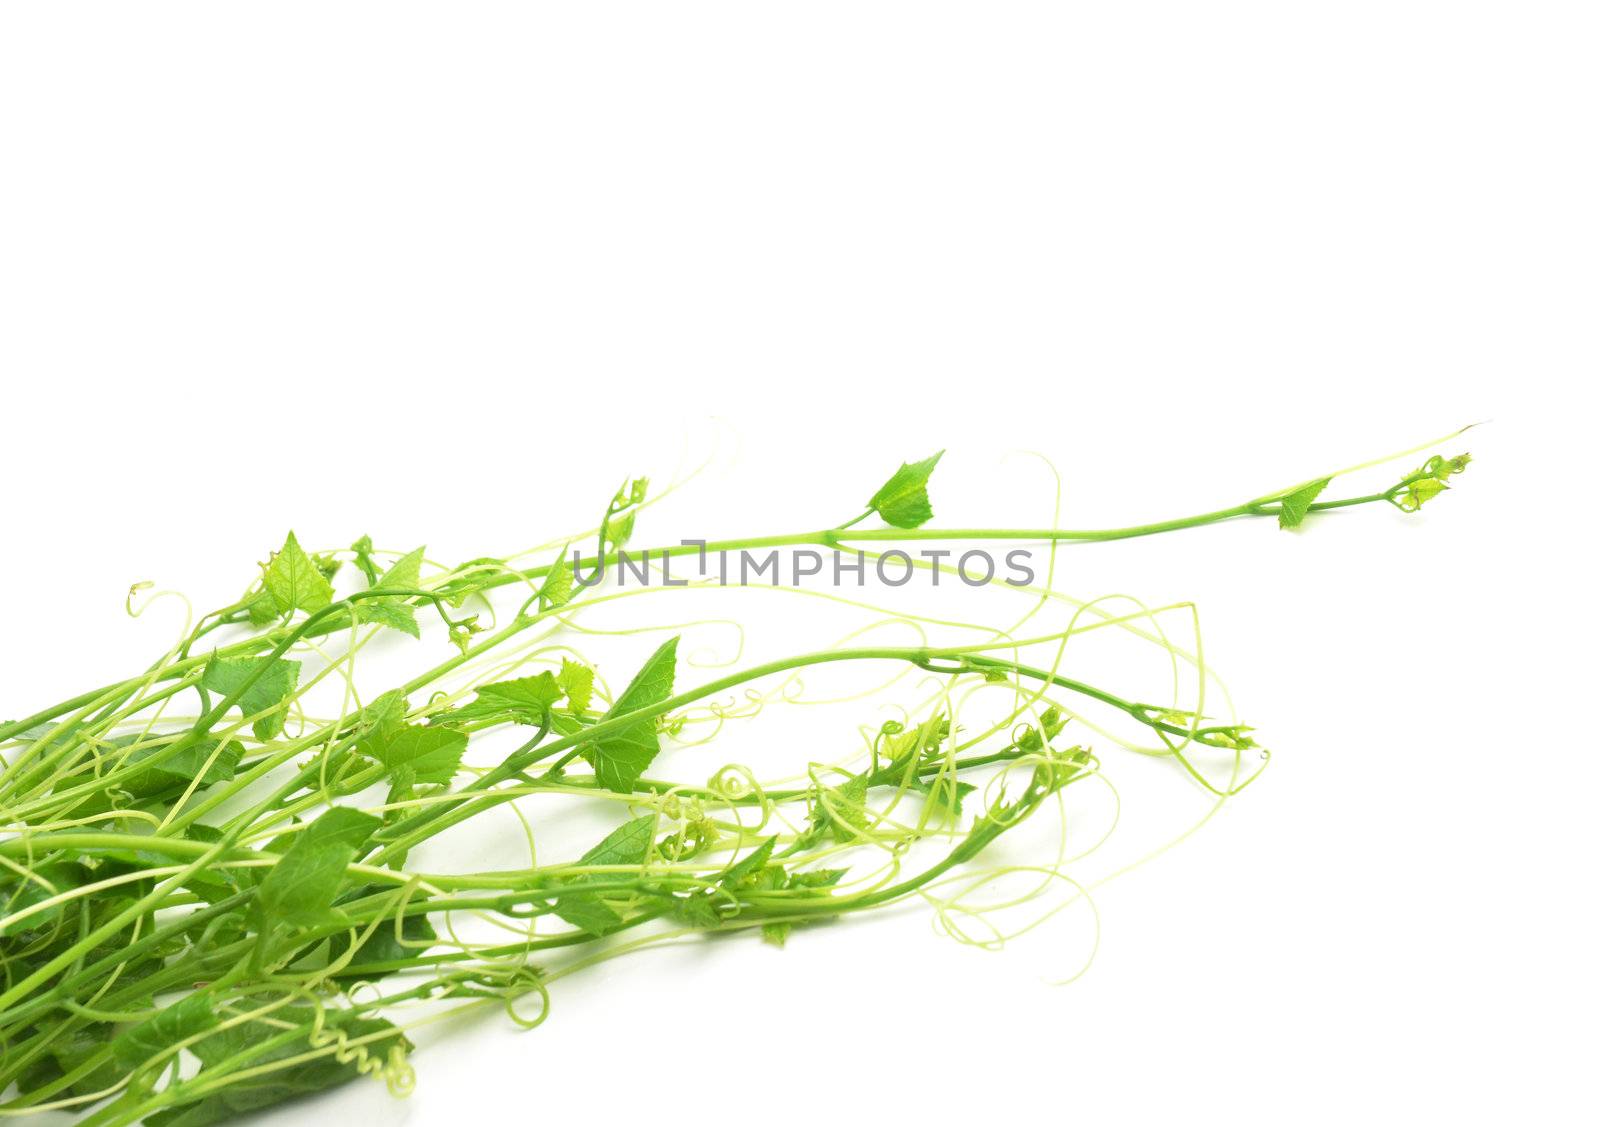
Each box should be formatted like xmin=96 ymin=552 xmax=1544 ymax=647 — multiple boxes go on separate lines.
xmin=610 ymin=477 xmax=649 ymax=508
xmin=375 ymin=546 xmax=424 ymax=591
xmin=245 ymin=590 xmax=278 ymax=626
xmin=199 ymin=655 xmax=301 ymax=740
xmin=788 ymin=868 xmax=849 ymax=888
xmin=262 ymin=531 xmax=334 ymax=617
xmin=605 ymin=509 xmax=636 ymax=548
xmin=718 ymin=836 xmax=777 ymax=888
xmin=815 ymin=773 xmax=873 ymax=844
xmin=747 ymin=860 xmax=847 ymax=950
xmin=909 ymin=776 xmax=976 ymax=818
xmin=355 ymin=546 xmax=426 ymax=637
xmin=867 ymin=451 xmax=945 ymax=529
xmin=581 ymin=636 xmax=678 ymax=792
xmin=256 ymin=807 xmax=382 ymax=929
xmin=882 ymin=712 xmax=948 ymax=772
xmin=1394 ymin=452 xmax=1471 ymax=512
xmin=1276 ymin=477 xmax=1331 ymax=530
xmin=672 ymin=893 xmax=725 ymax=928
xmin=557 ymin=658 xmax=594 ymax=714
xmin=362 ymin=598 xmax=421 ymax=640
xmin=539 ymin=550 xmax=575 ymax=610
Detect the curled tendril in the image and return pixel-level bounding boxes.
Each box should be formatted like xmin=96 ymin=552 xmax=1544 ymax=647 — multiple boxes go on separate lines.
xmin=492 ymin=966 xmax=552 ymax=1029
xmin=306 ymin=1001 xmax=416 ymax=1097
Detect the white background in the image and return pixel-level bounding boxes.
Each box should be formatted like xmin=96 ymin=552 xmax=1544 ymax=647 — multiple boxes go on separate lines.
xmin=2 ymin=3 xmax=1596 ymax=1124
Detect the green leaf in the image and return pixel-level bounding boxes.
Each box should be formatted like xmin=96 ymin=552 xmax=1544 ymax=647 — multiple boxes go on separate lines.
xmin=436 ymin=558 xmax=500 ymax=608
xmin=156 ymin=1009 xmax=410 ymax=1127
xmin=578 ymin=814 xmax=656 ymax=868
xmin=111 ymin=993 xmax=216 ymax=1072
xmin=868 ymin=451 xmax=945 ymax=529
xmin=15 ymin=1029 xmax=121 ymax=1100
xmin=1276 ymin=477 xmax=1331 ymax=529
xmin=789 ymin=868 xmax=848 ymax=888
xmin=1394 ymin=451 xmax=1471 ymax=513
xmin=3 ymin=720 xmax=78 ymax=743
xmin=666 ymin=837 xmax=766 ymax=927
xmin=0 ymin=862 xmax=87 ymax=939
xmin=245 ymin=590 xmax=277 ymax=626
xmin=582 ymin=637 xmax=678 ymax=792
xmin=361 ymin=723 xmax=466 ymax=788
xmin=478 ymin=672 xmax=564 ymax=718
xmin=124 ymin=736 xmax=240 ymax=792
xmin=605 ymin=509 xmax=636 ymax=548
xmin=1411 ymin=477 xmax=1447 ymax=505
xmin=356 ymin=546 xmax=425 ymax=637
xmin=816 ymin=774 xmax=872 ymax=844
xmin=435 ymin=671 xmax=568 ymax=731
xmin=909 ymin=776 xmax=976 ymax=818
xmin=354 ymin=599 xmax=416 ymax=638
xmin=199 ymin=655 xmax=301 ymax=740
xmin=1396 ymin=476 xmax=1447 ymax=512
xmin=610 ymin=476 xmax=649 ymax=507
xmin=551 ymin=815 xmax=656 ymax=935
xmin=719 ymin=837 xmax=776 ymax=888
xmin=256 ymin=807 xmax=381 ymax=929
xmin=558 ymin=659 xmax=594 ymax=714
xmin=549 ymin=891 xmax=625 ymax=936
xmin=673 ymin=894 xmax=724 ymax=928
xmin=333 ymin=911 xmax=436 ymax=981
xmin=167 ymin=824 xmax=256 ymax=903
xmin=882 ymin=713 xmax=948 ymax=771
xmin=262 ymin=531 xmax=334 ymax=617
xmin=59 ymin=733 xmax=240 ymax=809
xmin=539 ymin=550 xmax=575 ymax=609
xmin=746 ymin=862 xmax=846 ymax=948
xmin=355 ymin=689 xmax=409 ymax=739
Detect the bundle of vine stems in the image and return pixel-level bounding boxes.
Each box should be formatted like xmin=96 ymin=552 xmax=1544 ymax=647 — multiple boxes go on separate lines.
xmin=0 ymin=442 xmax=1470 ymax=1125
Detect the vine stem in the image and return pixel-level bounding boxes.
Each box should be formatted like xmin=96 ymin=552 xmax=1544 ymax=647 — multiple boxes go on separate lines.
xmin=0 ymin=486 xmax=1378 ymax=748
xmin=363 ymin=636 xmax=1207 ymax=865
